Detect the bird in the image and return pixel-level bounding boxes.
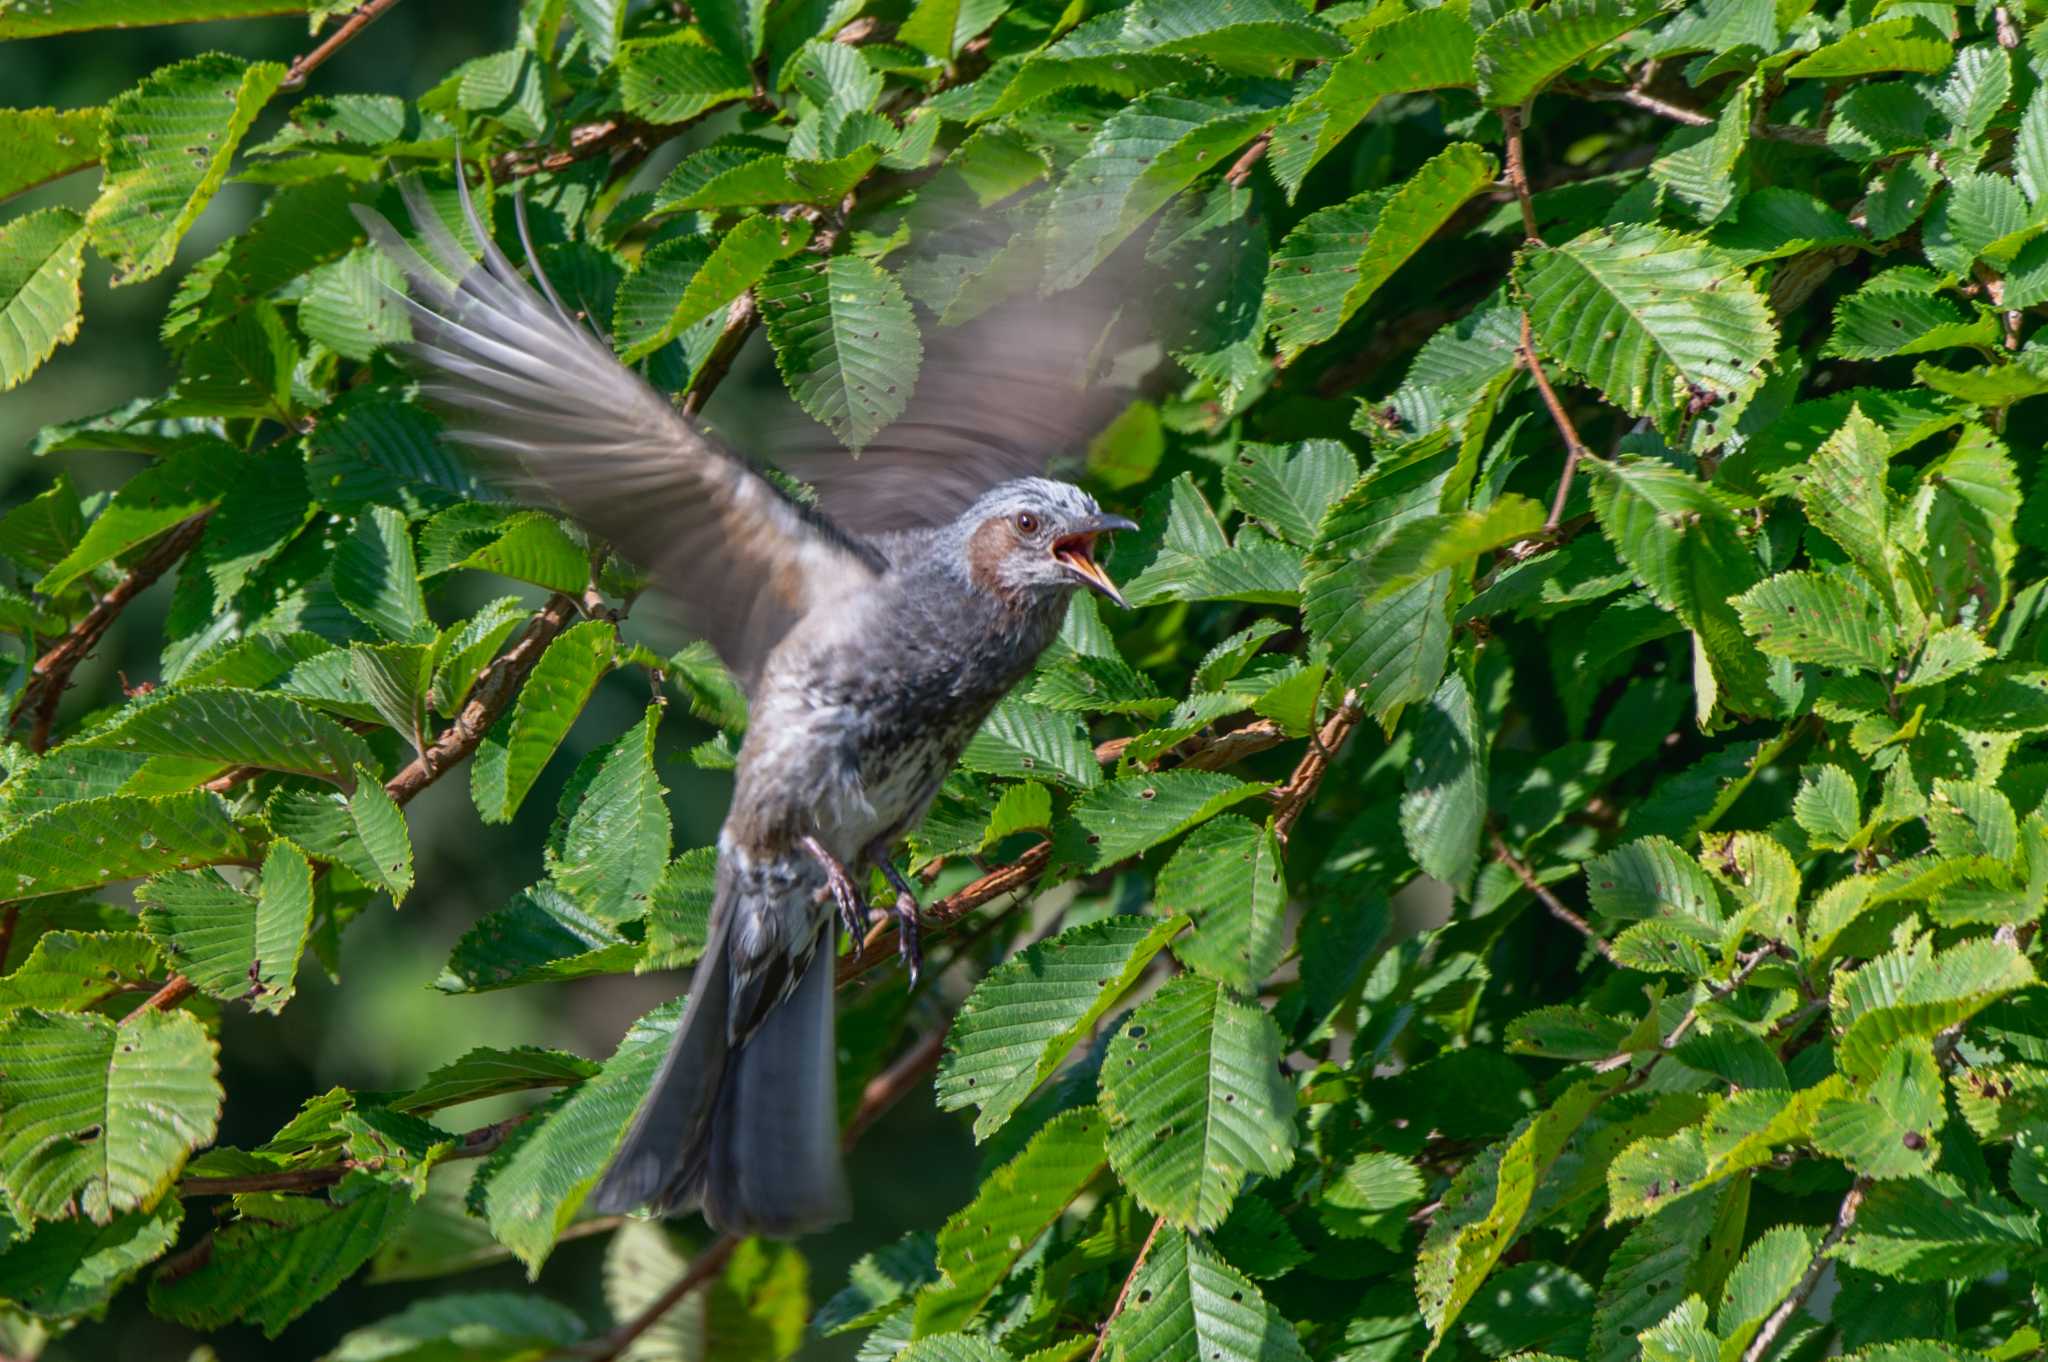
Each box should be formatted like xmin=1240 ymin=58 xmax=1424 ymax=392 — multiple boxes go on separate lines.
xmin=354 ymin=170 xmax=1139 ymax=1235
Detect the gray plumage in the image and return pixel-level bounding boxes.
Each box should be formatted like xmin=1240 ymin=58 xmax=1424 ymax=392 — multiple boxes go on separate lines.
xmin=355 ymin=172 xmax=1137 ymax=1235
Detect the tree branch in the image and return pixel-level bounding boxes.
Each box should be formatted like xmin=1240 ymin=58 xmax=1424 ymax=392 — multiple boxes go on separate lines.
xmin=1271 ymin=689 xmax=1363 ymax=844
xmin=1517 ymin=311 xmax=1591 ymax=532
xmin=280 ymin=0 xmax=403 ymax=91
xmin=1561 ymin=82 xmax=1712 ymax=126
xmin=576 ymin=1028 xmax=950 ymax=1362
xmin=121 ymin=974 xmax=195 ymax=1025
xmin=1093 ymin=717 xmax=1292 ymax=772
xmin=8 ymin=512 xmax=213 ymax=752
xmin=837 ymin=843 xmax=1053 ymax=986
xmin=1490 ymin=829 xmax=1618 ymax=963
xmin=1740 ymin=1177 xmax=1869 ymax=1362
xmin=1499 ymin=106 xmax=1541 ymax=244
xmin=681 ymin=292 xmax=760 ymax=418
xmin=1090 ymin=1216 xmax=1165 ymax=1362
xmin=1225 ymin=131 xmax=1272 ymax=188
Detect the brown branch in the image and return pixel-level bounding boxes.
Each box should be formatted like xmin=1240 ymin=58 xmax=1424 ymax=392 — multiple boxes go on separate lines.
xmin=0 ymin=905 xmax=17 ymax=970
xmin=1498 ymin=106 xmax=1541 ymax=244
xmin=1561 ymin=83 xmax=1712 ymax=126
xmin=280 ymin=0 xmax=402 ymax=92
xmin=1093 ymin=718 xmax=1291 ymax=772
xmin=1660 ymin=945 xmax=1778 ymax=1050
xmin=837 ymin=842 xmax=1053 ymax=987
xmin=1518 ymin=312 xmax=1591 ymax=533
xmin=681 ymin=293 xmax=761 ymax=418
xmin=1490 ymin=829 xmax=1618 ymax=963
xmin=9 ymin=512 xmax=213 ymax=752
xmin=1090 ymin=1216 xmax=1165 ymax=1362
xmin=1270 ymin=689 xmax=1363 ymax=845
xmin=1740 ymin=1177 xmax=1869 ymax=1362
xmin=576 ymin=1023 xmax=949 ymax=1361
xmin=383 ymin=593 xmax=582 ymax=807
xmin=180 ymin=1115 xmax=522 ymax=1197
xmin=1225 ymin=131 xmax=1272 ymax=188
xmin=121 ymin=975 xmax=194 ymax=1024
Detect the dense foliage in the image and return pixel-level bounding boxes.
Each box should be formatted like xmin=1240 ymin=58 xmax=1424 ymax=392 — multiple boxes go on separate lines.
xmin=4 ymin=0 xmax=2048 ymax=1359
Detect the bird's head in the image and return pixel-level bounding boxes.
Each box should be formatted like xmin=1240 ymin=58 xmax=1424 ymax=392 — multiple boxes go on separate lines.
xmin=960 ymin=478 xmax=1138 ymax=609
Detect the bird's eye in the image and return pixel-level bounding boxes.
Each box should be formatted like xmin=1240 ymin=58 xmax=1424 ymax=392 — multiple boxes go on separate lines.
xmin=1015 ymin=512 xmax=1040 ymax=535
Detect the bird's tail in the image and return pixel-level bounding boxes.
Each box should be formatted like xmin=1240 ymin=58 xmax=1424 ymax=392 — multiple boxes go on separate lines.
xmin=589 ymin=910 xmax=849 ymax=1236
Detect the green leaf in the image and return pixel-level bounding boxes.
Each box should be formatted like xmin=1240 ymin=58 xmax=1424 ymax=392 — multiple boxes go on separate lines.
xmin=1043 ymin=89 xmax=1279 ymax=292
xmin=618 ymin=33 xmax=753 ymax=121
xmin=1100 ymin=975 xmax=1296 ymax=1230
xmin=1733 ymin=570 xmax=1896 ymax=672
xmin=0 ymin=1 xmax=323 ymax=36
xmin=1476 ymin=0 xmax=1661 ymax=107
xmin=1585 ymin=836 xmax=1722 ymax=926
xmin=1270 ymin=7 xmax=1475 ymax=195
xmin=136 ymin=844 xmax=313 ymax=1014
xmin=546 ymin=707 xmax=670 ymax=925
xmin=0 ymin=792 xmax=250 ymax=900
xmin=0 ymin=1008 xmax=220 ymax=1223
xmin=471 ymin=619 xmax=615 ymax=824
xmin=1588 ymin=1183 xmax=1745 ymax=1362
xmin=1812 ymin=1039 xmax=1943 ymax=1179
xmin=935 ymin=915 xmax=1183 ymax=1141
xmin=1402 ymin=669 xmax=1489 ymax=893
xmin=758 ymin=255 xmax=921 ymax=451
xmin=1157 ymin=817 xmax=1286 ymax=990
xmin=471 ymin=1001 xmax=679 ymax=1274
xmin=617 ymin=214 xmax=812 ymax=364
xmin=1785 ymin=17 xmax=1955 ymax=78
xmin=78 ymin=687 xmax=377 ymax=789
xmin=1417 ymin=1073 xmax=1624 ymax=1351
xmin=1267 ymin=143 xmax=1497 ymax=363
xmin=1106 ymin=1227 xmax=1309 ymax=1362
xmin=318 ymin=1291 xmax=587 ymax=1362
xmin=86 ymin=54 xmax=288 ymax=284
xmin=393 ymin=1046 xmax=599 ymax=1115
xmin=1792 ymin=764 xmax=1862 ymax=850
xmin=960 ymin=696 xmax=1099 ymax=788
xmin=662 ymin=146 xmax=883 ymax=211
xmin=1833 ymin=1173 xmax=2041 ymax=1281
xmin=1825 ymin=271 xmax=1992 ymax=361
xmin=1058 ymin=771 xmax=1272 ymax=872
xmin=0 ymin=105 xmax=103 ymax=199
xmin=300 ymin=246 xmax=410 ymax=363
xmin=1833 ymin=937 xmax=2035 ymax=1081
xmin=600 ymin=1221 xmax=704 ymax=1362
xmin=1715 ymin=1224 xmax=1819 ymax=1355
xmin=37 ymin=440 xmax=233 ymax=597
xmin=149 ymin=1180 xmax=412 ymax=1337
xmin=334 ymin=505 xmax=434 ymax=644
xmin=0 ymin=930 xmax=161 ymax=1014
xmin=1518 ymin=225 xmax=1776 ymax=417
xmin=437 ymin=880 xmax=640 ymax=993
xmin=0 ymin=1199 xmax=179 ymax=1319
xmin=1649 ymin=81 xmax=1752 ymax=225
xmin=913 ymin=1106 xmax=1109 ymax=1335
xmin=1222 ymin=441 xmax=1359 ymax=549
xmin=0 ymin=207 xmax=89 ymax=391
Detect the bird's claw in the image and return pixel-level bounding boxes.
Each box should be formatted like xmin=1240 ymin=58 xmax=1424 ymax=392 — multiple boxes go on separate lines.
xmin=802 ymin=834 xmax=870 ymax=944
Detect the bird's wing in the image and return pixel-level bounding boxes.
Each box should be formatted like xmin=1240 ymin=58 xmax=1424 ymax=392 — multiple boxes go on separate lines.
xmin=779 ymin=257 xmax=1134 ymax=536
xmin=352 ymin=174 xmax=882 ymax=695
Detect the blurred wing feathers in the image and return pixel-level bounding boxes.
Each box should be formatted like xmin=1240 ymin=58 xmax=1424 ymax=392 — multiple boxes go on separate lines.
xmin=352 ymin=173 xmax=881 ymax=693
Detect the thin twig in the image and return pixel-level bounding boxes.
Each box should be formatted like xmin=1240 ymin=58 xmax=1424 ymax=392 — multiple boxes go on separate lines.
xmin=121 ymin=975 xmax=194 ymax=1024
xmin=180 ymin=1116 xmax=523 ymax=1196
xmin=280 ymin=0 xmax=403 ymax=91
xmin=1090 ymin=1216 xmax=1165 ymax=1362
xmin=837 ymin=843 xmax=1052 ymax=986
xmin=1093 ymin=718 xmax=1291 ymax=772
xmin=1740 ymin=1178 xmax=1869 ymax=1362
xmin=1490 ymin=829 xmax=1618 ymax=963
xmin=1271 ymin=690 xmax=1363 ymax=845
xmin=681 ymin=294 xmax=760 ymax=417
xmin=840 ymin=1027 xmax=946 ymax=1149
xmin=1498 ymin=106 xmax=1541 ymax=244
xmin=1518 ymin=312 xmax=1591 ymax=532
xmin=1562 ymin=83 xmax=1712 ymax=126
xmin=1225 ymin=131 xmax=1272 ymax=188
xmin=1660 ymin=946 xmax=1777 ymax=1049
xmin=8 ymin=512 xmax=213 ymax=751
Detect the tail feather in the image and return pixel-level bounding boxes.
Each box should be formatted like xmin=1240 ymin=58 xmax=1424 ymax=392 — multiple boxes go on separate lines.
xmin=590 ymin=903 xmax=849 ymax=1236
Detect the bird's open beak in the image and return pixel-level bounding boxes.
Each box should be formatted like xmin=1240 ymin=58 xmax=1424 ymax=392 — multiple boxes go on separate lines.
xmin=1052 ymin=514 xmax=1140 ymax=609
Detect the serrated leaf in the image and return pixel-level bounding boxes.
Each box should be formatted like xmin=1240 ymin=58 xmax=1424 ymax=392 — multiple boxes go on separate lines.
xmin=1402 ymin=669 xmax=1488 ymax=893
xmin=1476 ymin=0 xmax=1661 ymax=107
xmin=913 ymin=1106 xmax=1109 ymax=1334
xmin=1792 ymin=764 xmax=1862 ymax=849
xmin=1733 ymin=570 xmax=1895 ymax=671
xmin=1267 ymin=143 xmax=1496 ymax=363
xmin=1519 ymin=225 xmax=1776 ymax=417
xmin=437 ymin=880 xmax=640 ymax=993
xmin=618 ymin=33 xmax=753 ymax=122
xmin=0 ymin=1198 xmax=179 ymax=1319
xmin=1100 ymin=975 xmax=1296 ymax=1230
xmin=1833 ymin=937 xmax=2036 ymax=1081
xmin=149 ymin=1180 xmax=411 ymax=1337
xmin=1833 ymin=1173 xmax=2040 ymax=1281
xmin=935 ymin=915 xmax=1183 ymax=1141
xmin=0 ymin=105 xmax=102 ymax=199
xmin=1785 ymin=16 xmax=1954 ymax=78
xmin=0 ymin=792 xmax=250 ymax=900
xmin=1157 ymin=816 xmax=1286 ymax=990
xmin=471 ymin=1000 xmax=679 ymax=1273
xmin=0 ymin=930 xmax=161 ymax=1015
xmin=1058 ymin=771 xmax=1271 ymax=872
xmin=37 ymin=439 xmax=234 ymax=598
xmin=300 ymin=245 xmax=411 ymax=362
xmin=1105 ymin=1228 xmax=1309 ymax=1362
xmin=471 ymin=619 xmax=615 ymax=824
xmin=87 ymin=54 xmax=287 ymax=284
xmin=758 ymin=255 xmax=920 ymax=451
xmin=618 ymin=214 xmax=812 ymax=364
xmin=0 ymin=207 xmax=89 ymax=391
xmin=1270 ymin=7 xmax=1475 ymax=194
xmin=1221 ymin=440 xmax=1358 ymax=548
xmin=77 ymin=687 xmax=376 ymax=789
xmin=136 ymin=845 xmax=312 ymax=1014
xmin=546 ymin=707 xmax=669 ymax=925
xmin=1812 ymin=1039 xmax=1943 ymax=1180
xmin=1585 ymin=836 xmax=1723 ymax=926
xmin=334 ymin=505 xmax=433 ymax=644
xmin=0 ymin=1007 xmax=220 ymax=1223
xmin=319 ymin=1291 xmax=587 ymax=1362
xmin=960 ymin=696 xmax=1099 ymax=788
xmin=393 ymin=1046 xmax=599 ymax=1115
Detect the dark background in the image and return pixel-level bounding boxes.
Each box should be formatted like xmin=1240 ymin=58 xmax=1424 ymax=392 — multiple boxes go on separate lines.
xmin=1 ymin=9 xmax=976 ymax=1358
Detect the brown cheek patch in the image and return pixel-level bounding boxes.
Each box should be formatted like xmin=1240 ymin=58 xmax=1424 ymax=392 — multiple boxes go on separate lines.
xmin=967 ymin=518 xmax=1020 ymax=601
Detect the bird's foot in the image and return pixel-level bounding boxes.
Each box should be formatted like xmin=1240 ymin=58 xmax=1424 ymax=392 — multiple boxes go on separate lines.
xmin=800 ymin=834 xmax=870 ymax=943
xmin=873 ymin=858 xmax=925 ymax=987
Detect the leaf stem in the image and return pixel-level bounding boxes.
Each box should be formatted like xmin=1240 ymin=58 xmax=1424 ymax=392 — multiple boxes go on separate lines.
xmin=1498 ymin=106 xmax=1542 ymax=244
xmin=1271 ymin=689 xmax=1364 ymax=844
xmin=1518 ymin=312 xmax=1591 ymax=532
xmin=1489 ymin=829 xmax=1617 ymax=963
xmin=121 ymin=974 xmax=194 ymax=1025
xmin=279 ymin=0 xmax=404 ymax=91
xmin=1090 ymin=1216 xmax=1165 ymax=1362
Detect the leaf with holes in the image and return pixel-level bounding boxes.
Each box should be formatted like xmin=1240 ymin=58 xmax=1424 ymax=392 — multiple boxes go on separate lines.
xmin=1156 ymin=817 xmax=1286 ymax=990
xmin=1733 ymin=570 xmax=1896 ymax=672
xmin=1270 ymin=8 xmax=1475 ymax=195
xmin=77 ymin=688 xmax=376 ymax=789
xmin=0 ymin=208 xmax=89 ymax=392
xmin=471 ymin=620 xmax=616 ymax=824
xmin=1476 ymin=0 xmax=1662 ymax=106
xmin=135 ymin=843 xmax=312 ymax=1014
xmin=758 ymin=255 xmax=921 ymax=451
